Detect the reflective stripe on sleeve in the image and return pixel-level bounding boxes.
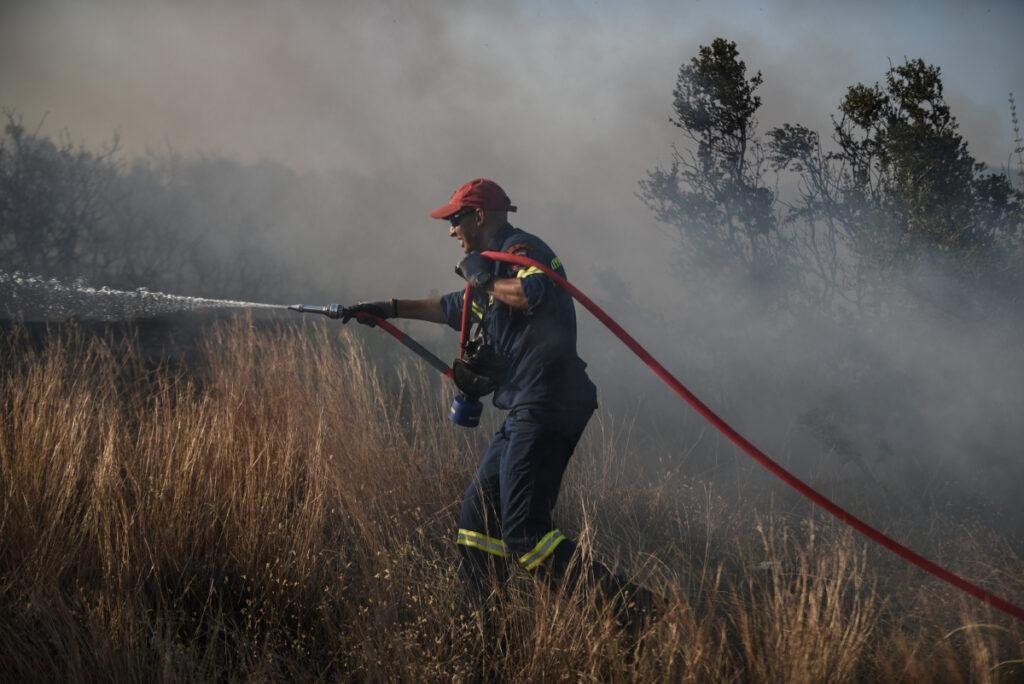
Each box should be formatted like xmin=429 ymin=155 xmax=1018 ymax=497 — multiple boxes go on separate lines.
xmin=457 ymin=529 xmax=510 ymax=557
xmin=517 ymin=529 xmax=566 ymax=570
xmin=515 ymin=266 xmax=545 ymax=279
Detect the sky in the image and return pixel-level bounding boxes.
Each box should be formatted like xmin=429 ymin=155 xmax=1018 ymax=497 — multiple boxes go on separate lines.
xmin=2 ymin=0 xmax=1021 ymax=210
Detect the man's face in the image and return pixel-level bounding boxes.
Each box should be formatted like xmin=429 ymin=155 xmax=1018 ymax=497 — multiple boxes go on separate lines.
xmin=448 ymin=207 xmax=482 ymax=253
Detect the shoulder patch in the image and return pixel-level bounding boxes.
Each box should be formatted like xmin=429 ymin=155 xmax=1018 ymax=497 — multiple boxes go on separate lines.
xmin=506 ymin=242 xmax=533 ymax=256
xmin=504 ymin=242 xmax=535 ymax=274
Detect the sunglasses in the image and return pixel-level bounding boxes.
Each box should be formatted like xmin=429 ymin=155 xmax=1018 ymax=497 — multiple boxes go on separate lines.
xmin=448 ymin=207 xmax=476 ymax=227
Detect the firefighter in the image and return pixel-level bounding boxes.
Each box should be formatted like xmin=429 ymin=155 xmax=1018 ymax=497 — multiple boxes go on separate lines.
xmin=345 ymin=178 xmax=631 ymax=600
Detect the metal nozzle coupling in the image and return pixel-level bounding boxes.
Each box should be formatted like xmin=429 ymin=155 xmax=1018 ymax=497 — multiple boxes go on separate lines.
xmin=288 ymin=303 xmax=346 ymax=319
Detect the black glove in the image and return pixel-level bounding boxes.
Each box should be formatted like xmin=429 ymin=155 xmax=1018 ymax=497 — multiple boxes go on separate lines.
xmin=455 ymin=252 xmax=494 ymax=290
xmin=342 ymin=300 xmax=395 ymax=327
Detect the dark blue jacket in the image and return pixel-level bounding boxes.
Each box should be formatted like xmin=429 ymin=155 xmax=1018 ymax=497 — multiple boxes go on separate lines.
xmin=440 ymin=223 xmax=597 ymax=420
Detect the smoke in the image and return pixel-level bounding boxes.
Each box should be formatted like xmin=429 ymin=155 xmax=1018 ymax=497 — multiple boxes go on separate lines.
xmin=577 ymin=247 xmax=1024 ymax=541
xmin=2 ymin=0 xmax=1023 ymax=538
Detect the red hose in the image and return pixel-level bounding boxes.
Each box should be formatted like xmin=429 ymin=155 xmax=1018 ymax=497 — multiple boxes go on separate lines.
xmin=482 ymin=250 xmax=1024 ymax=622
xmin=357 ymin=314 xmax=454 ymax=380
xmin=460 ymin=283 xmax=472 ymax=358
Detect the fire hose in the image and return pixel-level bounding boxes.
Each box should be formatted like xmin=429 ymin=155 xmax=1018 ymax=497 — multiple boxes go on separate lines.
xmin=288 ymin=303 xmax=453 ymax=379
xmin=291 ymin=252 xmax=1024 ymax=622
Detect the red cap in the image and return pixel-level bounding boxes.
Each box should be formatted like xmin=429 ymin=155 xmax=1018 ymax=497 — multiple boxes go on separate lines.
xmin=429 ymin=178 xmax=517 ymax=219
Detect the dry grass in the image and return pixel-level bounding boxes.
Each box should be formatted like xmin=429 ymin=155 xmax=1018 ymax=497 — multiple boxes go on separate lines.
xmin=1 ymin=318 xmax=1022 ymax=682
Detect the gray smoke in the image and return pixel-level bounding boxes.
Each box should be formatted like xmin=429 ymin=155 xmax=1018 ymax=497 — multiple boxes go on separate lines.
xmin=2 ymin=0 xmax=1022 ymax=538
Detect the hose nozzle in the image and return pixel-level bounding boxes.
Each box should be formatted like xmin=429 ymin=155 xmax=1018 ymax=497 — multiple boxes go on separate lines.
xmin=288 ymin=303 xmax=346 ymax=319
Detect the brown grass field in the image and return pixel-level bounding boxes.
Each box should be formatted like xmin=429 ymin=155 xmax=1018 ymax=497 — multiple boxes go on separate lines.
xmin=1 ymin=318 xmax=1022 ymax=682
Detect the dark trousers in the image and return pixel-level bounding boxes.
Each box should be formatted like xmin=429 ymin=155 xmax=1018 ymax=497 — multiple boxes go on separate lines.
xmin=457 ymin=405 xmax=615 ymax=590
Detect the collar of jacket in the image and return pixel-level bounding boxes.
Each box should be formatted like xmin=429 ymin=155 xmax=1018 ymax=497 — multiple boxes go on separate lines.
xmin=485 ymin=222 xmax=516 ymax=252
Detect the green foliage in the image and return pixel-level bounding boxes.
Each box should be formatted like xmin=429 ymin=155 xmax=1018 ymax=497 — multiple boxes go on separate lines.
xmin=644 ymin=40 xmax=1024 ymax=319
xmin=639 ymin=39 xmax=787 ymax=300
xmin=671 ymin=38 xmax=764 ymax=176
xmin=832 ymin=59 xmax=1022 ymax=282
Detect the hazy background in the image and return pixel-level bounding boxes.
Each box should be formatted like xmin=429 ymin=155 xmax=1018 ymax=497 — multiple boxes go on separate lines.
xmin=2 ymin=0 xmax=1023 ymax=534
xmin=3 ymin=0 xmax=1022 ymax=299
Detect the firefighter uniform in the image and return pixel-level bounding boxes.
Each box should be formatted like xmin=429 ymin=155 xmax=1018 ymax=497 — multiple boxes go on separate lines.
xmin=439 ymin=222 xmax=598 ymax=582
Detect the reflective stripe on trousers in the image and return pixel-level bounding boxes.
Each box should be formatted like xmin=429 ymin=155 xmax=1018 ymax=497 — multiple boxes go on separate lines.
xmin=457 ymin=527 xmax=566 ymax=570
xmin=457 ymin=529 xmax=509 ymax=557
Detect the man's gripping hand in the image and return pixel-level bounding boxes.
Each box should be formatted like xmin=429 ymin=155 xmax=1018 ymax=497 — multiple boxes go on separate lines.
xmin=342 ymin=300 xmax=396 ymax=327
xmin=455 ymin=252 xmax=494 ymax=290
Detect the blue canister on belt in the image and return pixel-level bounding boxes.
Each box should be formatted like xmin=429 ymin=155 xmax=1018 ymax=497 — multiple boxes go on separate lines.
xmin=449 ymin=394 xmax=483 ymax=428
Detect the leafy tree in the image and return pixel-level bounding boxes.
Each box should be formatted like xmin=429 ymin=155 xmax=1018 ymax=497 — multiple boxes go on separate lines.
xmin=644 ymin=42 xmax=1024 ymax=318
xmin=638 ymin=38 xmax=789 ymax=302
xmin=829 ymin=59 xmax=1022 ymax=293
xmin=771 ymin=64 xmax=1024 ymax=317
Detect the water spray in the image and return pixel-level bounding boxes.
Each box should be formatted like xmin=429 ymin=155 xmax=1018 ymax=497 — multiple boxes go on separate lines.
xmin=1 ymin=270 xmax=286 ymax=320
